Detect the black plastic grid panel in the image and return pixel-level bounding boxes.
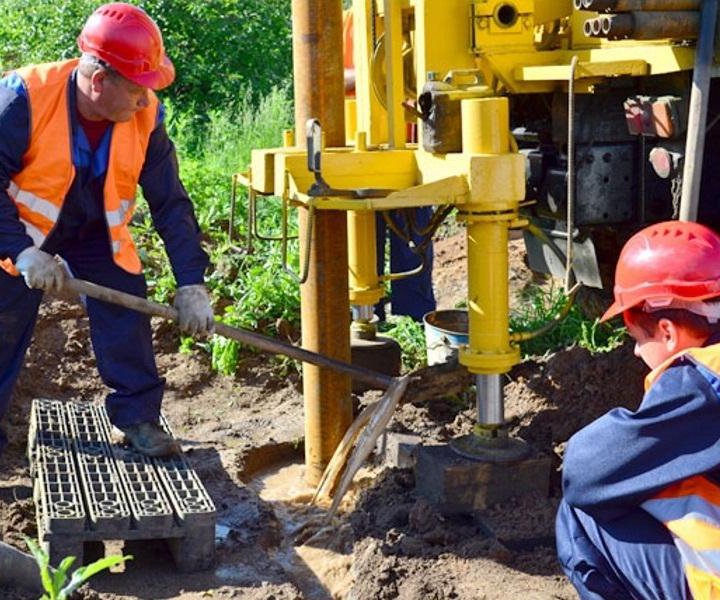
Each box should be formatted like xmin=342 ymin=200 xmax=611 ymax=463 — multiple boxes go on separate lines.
xmin=28 ymin=398 xmax=68 ymax=465
xmin=65 ymin=402 xmax=131 ymax=534
xmin=29 ymin=399 xmax=86 ymax=534
xmin=30 ymin=399 xmax=215 ymax=548
xmin=153 ymin=415 xmax=216 ymax=527
xmin=91 ymin=405 xmax=175 ymax=531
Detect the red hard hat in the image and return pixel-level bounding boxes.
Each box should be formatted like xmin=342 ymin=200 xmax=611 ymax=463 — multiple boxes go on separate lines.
xmin=601 ymin=220 xmax=720 ymax=322
xmin=77 ymin=2 xmax=175 ymax=90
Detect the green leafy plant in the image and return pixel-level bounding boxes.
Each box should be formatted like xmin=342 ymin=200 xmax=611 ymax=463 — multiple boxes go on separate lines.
xmin=510 ymin=284 xmax=627 ymax=357
xmin=578 ymin=317 xmax=628 ymax=353
xmin=25 ymin=537 xmax=132 ymax=600
xmin=380 ymin=315 xmax=428 ymax=372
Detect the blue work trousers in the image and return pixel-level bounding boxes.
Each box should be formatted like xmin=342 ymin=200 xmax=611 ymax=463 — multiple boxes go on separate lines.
xmin=375 ymin=207 xmax=436 ymax=322
xmin=0 ymin=240 xmax=164 ymax=455
xmin=556 ymin=499 xmax=689 ymax=600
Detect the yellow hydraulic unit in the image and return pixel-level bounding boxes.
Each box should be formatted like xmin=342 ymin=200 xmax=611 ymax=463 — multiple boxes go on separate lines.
xmin=243 ymin=0 xmax=711 ymax=470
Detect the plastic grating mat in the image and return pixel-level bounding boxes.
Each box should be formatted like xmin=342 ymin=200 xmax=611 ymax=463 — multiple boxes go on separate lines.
xmin=151 ymin=415 xmax=216 ymax=528
xmin=65 ymin=402 xmax=131 ymax=535
xmin=93 ymin=405 xmax=175 ymax=531
xmin=29 ymin=400 xmax=86 ymax=534
xmin=30 ymin=399 xmax=216 ymax=543
xmin=67 ymin=402 xmax=175 ymax=533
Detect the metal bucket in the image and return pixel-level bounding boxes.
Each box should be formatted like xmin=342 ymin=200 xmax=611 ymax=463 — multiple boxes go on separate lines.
xmin=423 ymin=309 xmax=469 ymax=366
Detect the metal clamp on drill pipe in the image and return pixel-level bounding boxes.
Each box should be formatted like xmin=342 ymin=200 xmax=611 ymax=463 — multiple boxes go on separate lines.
xmin=305 ymin=119 xmax=397 ymax=199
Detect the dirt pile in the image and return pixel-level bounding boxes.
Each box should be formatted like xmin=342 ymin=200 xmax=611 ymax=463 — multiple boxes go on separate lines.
xmin=0 ymin=235 xmax=644 ymax=599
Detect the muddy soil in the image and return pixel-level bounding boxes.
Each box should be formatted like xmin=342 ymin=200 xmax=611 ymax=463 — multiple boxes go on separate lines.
xmin=0 ymin=231 xmax=644 ymax=600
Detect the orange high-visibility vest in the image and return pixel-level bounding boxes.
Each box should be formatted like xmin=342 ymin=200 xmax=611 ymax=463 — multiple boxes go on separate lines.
xmin=2 ymin=59 xmax=158 ymax=275
xmin=641 ymin=344 xmax=720 ymax=599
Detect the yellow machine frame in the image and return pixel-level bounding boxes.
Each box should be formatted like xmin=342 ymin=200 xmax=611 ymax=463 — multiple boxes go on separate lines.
xmin=243 ymin=0 xmax=704 ymax=469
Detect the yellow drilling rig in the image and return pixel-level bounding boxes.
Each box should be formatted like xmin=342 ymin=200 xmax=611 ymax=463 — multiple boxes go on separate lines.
xmin=241 ymin=0 xmax=718 ymax=500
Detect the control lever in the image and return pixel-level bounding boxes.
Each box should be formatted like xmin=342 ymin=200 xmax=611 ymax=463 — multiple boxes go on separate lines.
xmin=306 ymin=119 xmax=396 ymax=199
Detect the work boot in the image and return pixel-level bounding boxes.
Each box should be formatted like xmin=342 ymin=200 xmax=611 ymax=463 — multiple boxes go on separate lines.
xmin=119 ymin=422 xmax=182 ymax=457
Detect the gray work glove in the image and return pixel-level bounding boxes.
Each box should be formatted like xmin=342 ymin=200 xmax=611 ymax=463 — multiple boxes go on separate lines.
xmin=173 ymin=284 xmax=215 ymax=336
xmin=14 ymin=246 xmax=66 ymax=292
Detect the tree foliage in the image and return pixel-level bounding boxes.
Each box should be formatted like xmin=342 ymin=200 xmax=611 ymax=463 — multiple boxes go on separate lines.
xmin=0 ymin=0 xmax=293 ymax=114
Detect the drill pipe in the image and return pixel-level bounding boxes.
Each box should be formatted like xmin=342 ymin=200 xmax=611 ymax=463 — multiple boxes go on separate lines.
xmin=584 ymin=11 xmax=700 ymax=39
xmin=291 ymin=0 xmax=353 ymax=486
xmin=574 ymin=0 xmax=701 ymax=12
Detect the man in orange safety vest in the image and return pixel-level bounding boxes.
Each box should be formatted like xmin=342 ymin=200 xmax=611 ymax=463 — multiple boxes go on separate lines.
xmin=0 ymin=3 xmax=213 ymax=457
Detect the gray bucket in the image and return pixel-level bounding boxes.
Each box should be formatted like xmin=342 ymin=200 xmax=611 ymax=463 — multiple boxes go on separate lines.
xmin=423 ymin=309 xmax=469 ymax=366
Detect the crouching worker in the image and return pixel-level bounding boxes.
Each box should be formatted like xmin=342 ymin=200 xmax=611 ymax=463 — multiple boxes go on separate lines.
xmin=0 ymin=3 xmax=214 ymax=457
xmin=557 ymin=220 xmax=720 ymax=599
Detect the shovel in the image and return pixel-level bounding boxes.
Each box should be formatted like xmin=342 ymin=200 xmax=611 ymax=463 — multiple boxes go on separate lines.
xmin=64 ymin=277 xmax=408 ymax=515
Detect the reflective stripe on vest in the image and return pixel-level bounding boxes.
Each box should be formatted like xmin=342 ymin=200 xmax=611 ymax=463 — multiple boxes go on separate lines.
xmin=643 ymin=476 xmax=720 ymax=599
xmin=2 ymin=59 xmax=158 ymax=275
xmin=642 ymin=344 xmax=720 ymax=598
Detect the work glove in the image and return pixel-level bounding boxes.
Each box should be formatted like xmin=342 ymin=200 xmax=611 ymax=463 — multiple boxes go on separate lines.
xmin=14 ymin=246 xmax=66 ymax=292
xmin=173 ymin=284 xmax=215 ymax=336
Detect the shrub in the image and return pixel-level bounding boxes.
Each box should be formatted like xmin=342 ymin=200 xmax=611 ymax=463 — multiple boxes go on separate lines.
xmin=0 ymin=0 xmax=293 ymax=118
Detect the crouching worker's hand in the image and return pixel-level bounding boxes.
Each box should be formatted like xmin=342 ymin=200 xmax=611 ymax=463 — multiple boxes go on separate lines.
xmin=15 ymin=246 xmax=66 ymax=292
xmin=174 ymin=284 xmax=215 ymax=336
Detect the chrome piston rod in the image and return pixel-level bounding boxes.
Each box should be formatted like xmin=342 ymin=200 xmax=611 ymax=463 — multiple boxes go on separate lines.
xmin=476 ymin=373 xmax=504 ymax=426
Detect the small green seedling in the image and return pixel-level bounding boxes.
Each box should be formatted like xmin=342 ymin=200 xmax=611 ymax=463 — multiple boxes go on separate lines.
xmin=25 ymin=537 xmax=132 ymax=600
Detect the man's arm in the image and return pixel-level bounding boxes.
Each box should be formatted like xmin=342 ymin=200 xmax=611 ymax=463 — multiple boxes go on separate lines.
xmin=139 ymin=118 xmax=209 ymax=287
xmin=0 ymin=79 xmax=34 ymax=261
xmin=562 ymin=364 xmax=720 ymax=519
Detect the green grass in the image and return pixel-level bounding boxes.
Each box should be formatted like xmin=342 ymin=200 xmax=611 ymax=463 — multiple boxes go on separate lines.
xmin=510 ymin=283 xmax=627 ymax=358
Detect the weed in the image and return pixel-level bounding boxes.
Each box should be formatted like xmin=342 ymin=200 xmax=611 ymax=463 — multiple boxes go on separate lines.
xmin=379 ymin=316 xmax=428 ymax=372
xmin=25 ymin=537 xmax=131 ymax=600
xmin=510 ymin=283 xmax=627 ymax=357
xmin=179 ymin=336 xmax=195 ymax=354
xmin=211 ymin=335 xmax=240 ymax=376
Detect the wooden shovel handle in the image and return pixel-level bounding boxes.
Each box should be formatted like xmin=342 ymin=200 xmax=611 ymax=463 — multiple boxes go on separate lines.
xmin=65 ymin=277 xmax=395 ymax=391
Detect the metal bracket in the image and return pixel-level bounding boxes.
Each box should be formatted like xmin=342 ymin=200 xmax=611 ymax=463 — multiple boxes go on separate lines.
xmin=305 ymin=119 xmax=397 ymax=199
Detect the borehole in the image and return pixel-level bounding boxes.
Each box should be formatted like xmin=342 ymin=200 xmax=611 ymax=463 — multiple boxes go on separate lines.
xmin=234 ymin=460 xmax=378 ymax=600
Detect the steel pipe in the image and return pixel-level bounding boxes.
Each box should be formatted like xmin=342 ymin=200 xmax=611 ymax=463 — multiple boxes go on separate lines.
xmin=584 ymin=11 xmax=700 ymax=39
xmin=593 ymin=15 xmax=604 ymax=35
xmin=291 ymin=0 xmax=353 ymax=486
xmin=351 ymin=305 xmax=375 ymax=322
xmin=679 ymin=0 xmax=718 ymax=222
xmin=565 ymin=55 xmax=579 ymax=294
xmin=579 ymin=0 xmax=700 ymax=12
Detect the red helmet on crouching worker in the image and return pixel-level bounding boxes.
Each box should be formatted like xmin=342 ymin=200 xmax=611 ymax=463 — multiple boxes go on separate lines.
xmin=600 ymin=220 xmax=720 ymax=322
xmin=77 ymin=2 xmax=175 ymax=90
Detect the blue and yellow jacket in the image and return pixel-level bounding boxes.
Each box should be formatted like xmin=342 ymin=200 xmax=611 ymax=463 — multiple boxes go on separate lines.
xmin=0 ymin=59 xmax=208 ymax=285
xmin=563 ymin=337 xmax=720 ymax=598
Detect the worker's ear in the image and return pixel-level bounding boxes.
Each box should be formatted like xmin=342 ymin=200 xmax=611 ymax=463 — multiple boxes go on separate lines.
xmin=89 ymin=69 xmax=108 ymax=94
xmin=656 ymin=318 xmax=678 ymax=352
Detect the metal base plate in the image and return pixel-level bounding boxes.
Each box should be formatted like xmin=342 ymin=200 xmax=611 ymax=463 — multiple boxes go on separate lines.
xmin=449 ymin=433 xmax=531 ymax=463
